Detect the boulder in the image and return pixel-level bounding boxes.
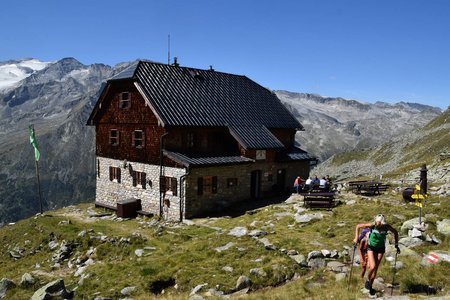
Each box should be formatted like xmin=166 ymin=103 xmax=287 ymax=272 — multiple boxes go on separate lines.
xmin=31 ymin=279 xmax=73 ymax=300
xmin=235 ymin=276 xmax=251 ymax=290
xmin=120 ymin=286 xmax=137 ymax=296
xmin=400 ymin=217 xmax=426 ymax=233
xmin=250 ymin=268 xmax=267 ymax=277
xmin=437 ymin=219 xmax=450 ymax=236
xmin=20 ymin=273 xmax=35 ymax=287
xmin=295 ymin=213 xmax=323 ymax=223
xmin=248 ymin=230 xmax=267 ymax=238
xmin=228 ymin=227 xmax=248 ymax=237
xmin=307 ymin=250 xmax=323 ymax=261
xmin=308 ymin=258 xmax=326 ymax=269
xmin=399 ymin=237 xmax=424 ymax=248
xmin=0 ymin=278 xmax=16 ymax=299
xmin=190 ymin=283 xmax=208 ymax=296
xmin=214 ymin=242 xmax=234 ymax=253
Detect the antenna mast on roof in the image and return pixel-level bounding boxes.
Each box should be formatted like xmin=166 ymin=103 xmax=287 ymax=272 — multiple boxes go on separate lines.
xmin=167 ymin=34 xmax=171 ymax=65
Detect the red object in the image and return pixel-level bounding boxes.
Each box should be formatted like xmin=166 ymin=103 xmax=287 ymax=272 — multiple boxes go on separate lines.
xmin=427 ymin=252 xmax=439 ymax=264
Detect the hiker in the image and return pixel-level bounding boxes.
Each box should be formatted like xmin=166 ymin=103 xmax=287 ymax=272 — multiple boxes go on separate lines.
xmin=353 ymin=214 xmax=400 ymax=296
xmin=357 ymin=227 xmax=371 ymax=280
xmin=304 ymin=177 xmax=312 ymax=191
xmin=293 ymin=176 xmax=302 ymax=193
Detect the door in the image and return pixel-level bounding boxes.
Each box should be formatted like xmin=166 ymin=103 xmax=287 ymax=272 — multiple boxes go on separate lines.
xmin=250 ymin=170 xmax=262 ymax=199
xmin=276 ymin=169 xmax=286 ymax=195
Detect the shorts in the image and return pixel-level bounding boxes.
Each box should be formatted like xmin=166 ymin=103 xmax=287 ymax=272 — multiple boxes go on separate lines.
xmin=367 ymin=244 xmax=385 ymax=254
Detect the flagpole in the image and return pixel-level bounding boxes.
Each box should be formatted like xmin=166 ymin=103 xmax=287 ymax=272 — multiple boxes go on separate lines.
xmin=35 ymin=158 xmax=43 ymax=214
xmin=30 ymin=124 xmax=43 ymax=214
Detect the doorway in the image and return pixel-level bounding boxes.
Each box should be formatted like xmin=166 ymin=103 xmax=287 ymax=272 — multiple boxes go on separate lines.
xmin=250 ymin=170 xmax=262 ymax=199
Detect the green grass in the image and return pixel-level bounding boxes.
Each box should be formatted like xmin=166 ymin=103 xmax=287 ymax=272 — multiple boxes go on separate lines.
xmin=0 ymin=194 xmax=449 ymax=299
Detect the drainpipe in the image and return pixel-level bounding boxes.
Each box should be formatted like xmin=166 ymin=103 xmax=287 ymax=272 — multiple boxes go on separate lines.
xmin=159 ymin=132 xmax=169 ymax=218
xmin=179 ymin=166 xmax=190 ymax=222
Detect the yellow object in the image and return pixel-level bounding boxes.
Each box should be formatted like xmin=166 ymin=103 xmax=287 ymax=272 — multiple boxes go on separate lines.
xmin=415 ymin=200 xmax=423 ymax=207
xmin=415 ymin=184 xmax=421 ymax=191
xmin=411 ymin=194 xmax=427 ymax=200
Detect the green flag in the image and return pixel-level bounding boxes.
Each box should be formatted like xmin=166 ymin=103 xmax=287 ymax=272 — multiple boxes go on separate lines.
xmin=29 ymin=125 xmax=40 ymax=161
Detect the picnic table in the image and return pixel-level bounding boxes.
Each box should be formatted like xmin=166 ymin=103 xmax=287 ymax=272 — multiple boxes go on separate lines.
xmin=299 ymin=191 xmax=337 ymax=209
xmin=348 ymin=180 xmax=390 ymax=195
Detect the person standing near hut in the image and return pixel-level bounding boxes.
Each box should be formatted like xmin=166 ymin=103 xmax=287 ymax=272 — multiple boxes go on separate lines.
xmin=293 ymin=176 xmax=302 ymax=193
xmin=353 ymin=214 xmax=400 ymax=296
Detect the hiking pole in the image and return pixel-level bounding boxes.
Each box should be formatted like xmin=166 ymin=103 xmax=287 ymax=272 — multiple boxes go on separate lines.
xmin=390 ymin=251 xmax=398 ymax=296
xmin=348 ymin=243 xmax=357 ymax=289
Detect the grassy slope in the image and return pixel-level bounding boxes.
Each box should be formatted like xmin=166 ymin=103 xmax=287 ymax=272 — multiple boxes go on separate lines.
xmin=0 ymin=190 xmax=449 ymax=299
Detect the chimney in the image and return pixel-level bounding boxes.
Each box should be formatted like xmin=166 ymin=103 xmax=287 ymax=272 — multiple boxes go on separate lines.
xmin=209 ymin=65 xmax=214 ymax=71
xmin=172 ymin=57 xmax=179 ymax=67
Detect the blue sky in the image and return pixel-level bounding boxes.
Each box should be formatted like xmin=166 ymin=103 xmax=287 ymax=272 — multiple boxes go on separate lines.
xmin=1 ymin=0 xmax=449 ymax=109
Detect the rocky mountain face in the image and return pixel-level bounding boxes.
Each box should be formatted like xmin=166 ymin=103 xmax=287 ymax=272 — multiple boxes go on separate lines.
xmin=276 ymin=91 xmax=442 ymax=162
xmin=0 ymin=58 xmax=133 ymax=224
xmin=0 ymin=58 xmax=445 ymax=224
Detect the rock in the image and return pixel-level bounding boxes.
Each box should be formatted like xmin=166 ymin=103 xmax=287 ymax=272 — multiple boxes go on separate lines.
xmin=327 ymin=261 xmax=347 ymax=272
xmin=189 ymin=294 xmax=205 ymax=300
xmin=274 ymin=212 xmax=293 ymax=219
xmin=20 ymin=273 xmax=34 ymax=287
xmin=400 ymin=217 xmax=426 ymax=233
xmin=408 ymin=227 xmax=424 ymax=238
xmin=48 ymin=241 xmax=59 ymax=251
xmin=287 ymin=249 xmax=298 ymax=256
xmin=330 ymin=249 xmax=339 ymax=259
xmin=0 ymin=278 xmax=16 ymax=299
xmin=31 ymin=279 xmax=73 ymax=300
xmin=250 ymin=268 xmax=267 ymax=277
xmin=307 ymin=250 xmax=323 ymax=261
xmin=78 ymin=230 xmax=87 ymax=237
xmin=308 ymin=258 xmax=326 ymax=269
xmin=222 ymin=266 xmax=233 ymax=273
xmin=421 ymin=250 xmax=450 ymax=266
xmin=228 ymin=227 xmax=248 ymax=237
xmin=58 ymin=220 xmax=71 ymax=225
xmin=215 ymin=242 xmax=235 ymax=252
xmin=346 ymin=200 xmax=356 ymax=205
xmin=52 ymin=240 xmax=75 ymax=263
xmin=321 ymin=249 xmax=331 ymax=257
xmin=399 ymin=237 xmax=424 ymax=248
xmin=9 ymin=251 xmax=22 ymax=259
xmin=235 ymin=276 xmax=251 ymax=290
xmin=189 ymin=283 xmax=208 ymax=296
xmin=437 ymin=219 xmax=450 ymax=235
xmin=135 ymin=249 xmax=144 ymax=257
xmin=248 ymin=230 xmax=267 ymax=238
xmin=295 ymin=213 xmax=323 ymax=223
xmin=289 ymin=254 xmax=307 ymax=266
xmin=258 ymin=238 xmax=277 ymax=250
xmin=120 ymin=286 xmax=137 ymax=296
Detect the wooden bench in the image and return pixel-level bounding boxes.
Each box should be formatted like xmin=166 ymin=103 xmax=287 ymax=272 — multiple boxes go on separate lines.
xmin=299 ymin=192 xmax=336 ymax=209
xmin=348 ymin=181 xmax=389 ymax=195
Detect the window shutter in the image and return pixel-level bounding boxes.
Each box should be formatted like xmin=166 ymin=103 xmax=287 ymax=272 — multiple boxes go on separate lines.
xmin=142 ymin=173 xmax=146 ymax=189
xmin=197 ymin=177 xmax=203 ymax=195
xmin=212 ymin=176 xmax=218 ymax=194
xmin=117 ymin=168 xmax=121 ymax=183
xmin=109 ymin=166 xmax=113 ymax=181
xmin=132 ymin=132 xmax=135 ymax=147
xmin=172 ymin=178 xmax=177 ymax=196
xmin=160 ymin=176 xmax=166 ymax=192
xmin=142 ymin=131 xmax=145 ymax=147
xmin=132 ymin=171 xmax=137 ymax=187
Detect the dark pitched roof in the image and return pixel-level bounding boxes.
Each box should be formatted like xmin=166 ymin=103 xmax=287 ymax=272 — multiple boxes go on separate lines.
xmin=163 ymin=150 xmax=254 ymax=168
xmin=110 ymin=61 xmax=303 ymax=130
xmin=278 ymin=147 xmax=315 ymax=161
xmin=229 ymin=125 xmax=284 ymax=149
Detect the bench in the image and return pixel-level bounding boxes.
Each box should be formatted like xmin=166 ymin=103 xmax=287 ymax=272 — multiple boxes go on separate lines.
xmin=299 ymin=191 xmax=336 ymax=209
xmin=348 ymin=181 xmax=389 ymax=195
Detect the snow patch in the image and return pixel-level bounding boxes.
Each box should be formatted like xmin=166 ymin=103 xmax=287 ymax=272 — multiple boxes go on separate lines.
xmin=0 ymin=58 xmax=51 ymax=90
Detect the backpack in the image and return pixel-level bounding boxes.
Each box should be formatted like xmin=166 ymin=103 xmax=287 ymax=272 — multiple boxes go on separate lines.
xmin=358 ymin=227 xmax=371 ymax=243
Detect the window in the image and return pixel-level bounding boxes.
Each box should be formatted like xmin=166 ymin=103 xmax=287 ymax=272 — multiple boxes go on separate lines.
xmin=133 ymin=171 xmax=146 ymax=189
xmin=119 ymin=92 xmax=130 ymax=109
xmin=132 ymin=130 xmax=145 ymax=148
xmin=160 ymin=176 xmax=177 ymax=196
xmin=109 ymin=166 xmax=121 ymax=183
xmin=186 ymin=132 xmax=196 ymax=148
xmin=197 ymin=176 xmax=218 ymax=195
xmin=227 ymin=178 xmax=238 ymax=187
xmin=110 ymin=129 xmax=119 ymax=146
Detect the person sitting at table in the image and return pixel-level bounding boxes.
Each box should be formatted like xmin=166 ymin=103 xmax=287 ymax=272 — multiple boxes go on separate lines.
xmin=319 ymin=177 xmax=327 ymax=189
xmin=304 ymin=177 xmax=312 ymax=191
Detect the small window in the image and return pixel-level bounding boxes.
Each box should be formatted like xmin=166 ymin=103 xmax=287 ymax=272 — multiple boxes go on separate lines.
xmin=110 ymin=129 xmax=119 ymax=146
xmin=119 ymin=92 xmax=131 ymax=109
xmin=227 ymin=178 xmax=238 ymax=187
xmin=160 ymin=176 xmax=178 ymax=196
xmin=133 ymin=171 xmax=146 ymax=189
xmin=197 ymin=176 xmax=218 ymax=195
xmin=132 ymin=130 xmax=145 ymax=148
xmin=109 ymin=166 xmax=121 ymax=183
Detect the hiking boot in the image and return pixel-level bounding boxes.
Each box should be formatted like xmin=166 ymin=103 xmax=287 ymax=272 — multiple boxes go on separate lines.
xmin=369 ymin=287 xmax=376 ymax=295
xmin=364 ymin=280 xmax=371 ymax=290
